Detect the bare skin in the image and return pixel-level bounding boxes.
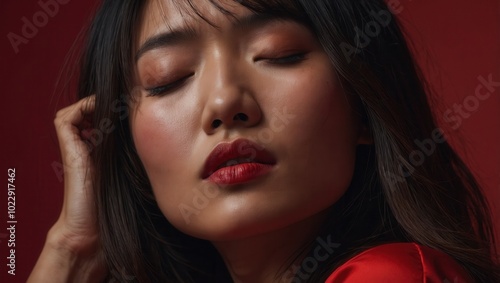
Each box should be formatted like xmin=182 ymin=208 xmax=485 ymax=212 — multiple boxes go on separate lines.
xmin=28 ymin=96 xmax=106 ymax=282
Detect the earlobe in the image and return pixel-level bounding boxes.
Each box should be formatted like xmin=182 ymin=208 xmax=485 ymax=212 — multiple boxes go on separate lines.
xmin=357 ymin=125 xmax=374 ymax=145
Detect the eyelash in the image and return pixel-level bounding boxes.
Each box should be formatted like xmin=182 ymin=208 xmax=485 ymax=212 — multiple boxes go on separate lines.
xmin=145 ymin=53 xmax=307 ymax=97
xmin=146 ymin=74 xmax=193 ymax=97
xmin=263 ymin=53 xmax=307 ymax=65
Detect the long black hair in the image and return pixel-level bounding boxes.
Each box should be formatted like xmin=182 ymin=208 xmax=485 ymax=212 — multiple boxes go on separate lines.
xmin=76 ymin=0 xmax=499 ymax=282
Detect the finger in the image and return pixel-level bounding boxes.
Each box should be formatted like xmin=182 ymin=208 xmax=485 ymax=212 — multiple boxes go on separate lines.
xmin=54 ymin=95 xmax=96 ymax=131
xmin=54 ymin=95 xmax=96 ymax=166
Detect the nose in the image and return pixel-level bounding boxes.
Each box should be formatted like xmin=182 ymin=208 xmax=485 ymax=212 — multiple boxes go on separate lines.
xmin=201 ymin=54 xmax=262 ymax=135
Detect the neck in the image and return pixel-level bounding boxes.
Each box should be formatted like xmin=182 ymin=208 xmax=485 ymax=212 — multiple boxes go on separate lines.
xmin=212 ymin=211 xmax=330 ymax=283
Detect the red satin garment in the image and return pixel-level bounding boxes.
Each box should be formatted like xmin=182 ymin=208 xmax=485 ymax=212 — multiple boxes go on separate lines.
xmin=325 ymin=243 xmax=473 ymax=283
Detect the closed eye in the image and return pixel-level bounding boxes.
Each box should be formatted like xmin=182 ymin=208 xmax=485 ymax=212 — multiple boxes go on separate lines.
xmin=258 ymin=53 xmax=307 ymax=65
xmin=145 ymin=73 xmax=194 ymax=97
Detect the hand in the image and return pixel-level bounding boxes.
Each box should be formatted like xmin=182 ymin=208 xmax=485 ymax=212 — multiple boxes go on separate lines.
xmin=28 ymin=95 xmax=107 ymax=282
xmin=52 ymin=95 xmax=99 ymax=252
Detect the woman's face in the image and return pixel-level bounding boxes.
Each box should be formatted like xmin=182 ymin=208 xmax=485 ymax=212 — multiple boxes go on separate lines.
xmin=130 ymin=0 xmax=368 ymax=241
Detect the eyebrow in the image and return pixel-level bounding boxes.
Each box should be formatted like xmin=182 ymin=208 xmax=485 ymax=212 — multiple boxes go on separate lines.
xmin=135 ymin=13 xmax=290 ymax=61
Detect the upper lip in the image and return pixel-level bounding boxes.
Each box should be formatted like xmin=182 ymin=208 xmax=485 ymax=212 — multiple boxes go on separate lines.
xmin=202 ymin=138 xmax=277 ymax=179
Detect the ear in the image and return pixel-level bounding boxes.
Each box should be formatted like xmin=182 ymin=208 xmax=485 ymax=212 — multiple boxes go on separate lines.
xmin=357 ymin=124 xmax=374 ymax=145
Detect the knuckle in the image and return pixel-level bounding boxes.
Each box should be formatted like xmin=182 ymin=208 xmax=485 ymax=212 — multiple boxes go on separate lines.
xmin=54 ymin=108 xmax=69 ymax=126
xmin=54 ymin=110 xmax=65 ymax=125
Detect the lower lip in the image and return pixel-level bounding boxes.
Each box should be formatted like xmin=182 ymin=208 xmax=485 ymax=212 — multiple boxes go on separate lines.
xmin=207 ymin=163 xmax=274 ymax=185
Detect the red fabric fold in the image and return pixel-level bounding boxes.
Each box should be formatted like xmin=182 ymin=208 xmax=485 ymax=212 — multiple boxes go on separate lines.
xmin=325 ymin=243 xmax=472 ymax=283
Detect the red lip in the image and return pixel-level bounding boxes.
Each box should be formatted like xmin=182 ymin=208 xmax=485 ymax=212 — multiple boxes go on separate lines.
xmin=202 ymin=138 xmax=277 ymax=185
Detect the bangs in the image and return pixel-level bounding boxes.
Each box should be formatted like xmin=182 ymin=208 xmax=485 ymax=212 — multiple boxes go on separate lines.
xmin=167 ymin=0 xmax=310 ymax=28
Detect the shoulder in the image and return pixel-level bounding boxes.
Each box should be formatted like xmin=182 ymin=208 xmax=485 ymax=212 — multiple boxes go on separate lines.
xmin=325 ymin=242 xmax=473 ymax=283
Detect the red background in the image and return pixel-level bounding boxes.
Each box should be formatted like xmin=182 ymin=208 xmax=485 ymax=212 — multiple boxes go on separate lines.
xmin=0 ymin=0 xmax=499 ymax=282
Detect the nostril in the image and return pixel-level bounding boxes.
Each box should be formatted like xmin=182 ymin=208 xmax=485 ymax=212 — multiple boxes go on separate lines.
xmin=211 ymin=113 xmax=248 ymax=129
xmin=211 ymin=119 xmax=222 ymax=128
xmin=234 ymin=113 xmax=248 ymax=122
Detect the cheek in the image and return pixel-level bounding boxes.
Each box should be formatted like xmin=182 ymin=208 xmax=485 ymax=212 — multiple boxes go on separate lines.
xmin=268 ymin=64 xmax=360 ymax=205
xmin=130 ymin=104 xmax=193 ymax=179
xmin=130 ymin=103 xmax=202 ymax=225
xmin=273 ymin=64 xmax=360 ymax=148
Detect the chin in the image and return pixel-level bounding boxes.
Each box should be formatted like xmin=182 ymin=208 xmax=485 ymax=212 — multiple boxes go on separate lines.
xmin=169 ymin=201 xmax=327 ymax=242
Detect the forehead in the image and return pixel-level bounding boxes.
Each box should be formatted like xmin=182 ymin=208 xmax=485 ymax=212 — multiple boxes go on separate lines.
xmin=137 ymin=0 xmax=252 ymax=45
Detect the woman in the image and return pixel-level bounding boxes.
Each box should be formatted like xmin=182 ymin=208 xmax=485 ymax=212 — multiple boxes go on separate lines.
xmin=29 ymin=0 xmax=499 ymax=282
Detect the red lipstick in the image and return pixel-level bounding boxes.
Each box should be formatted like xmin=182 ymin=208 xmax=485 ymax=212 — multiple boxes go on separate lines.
xmin=202 ymin=138 xmax=276 ymax=185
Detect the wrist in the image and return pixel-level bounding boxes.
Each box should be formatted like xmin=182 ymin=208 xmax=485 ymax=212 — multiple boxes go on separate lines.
xmin=44 ymin=222 xmax=103 ymax=274
xmin=28 ymin=223 xmax=106 ymax=283
xmin=46 ymin=219 xmax=100 ymax=257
